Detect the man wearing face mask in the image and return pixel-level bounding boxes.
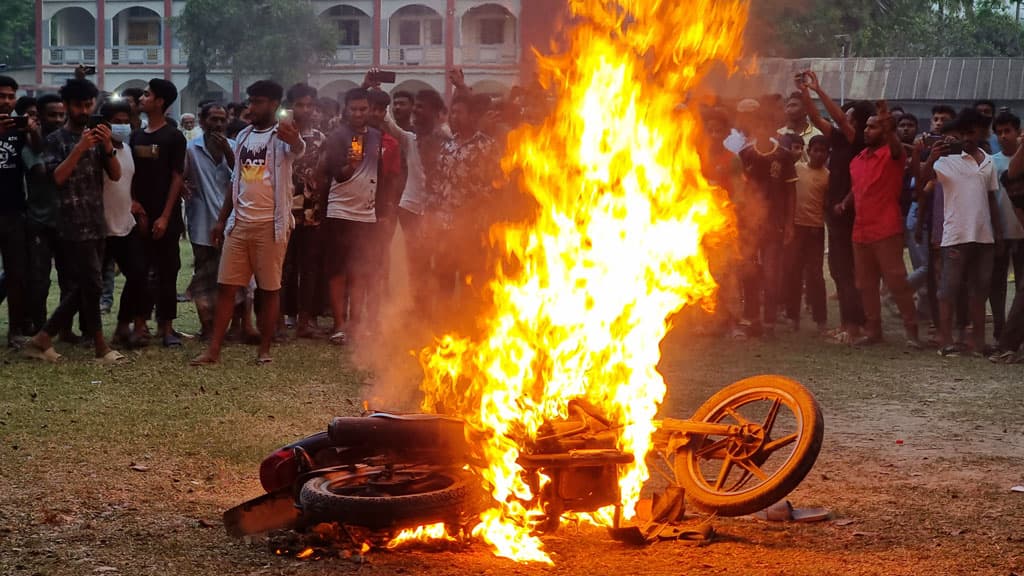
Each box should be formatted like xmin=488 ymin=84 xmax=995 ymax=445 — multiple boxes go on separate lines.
xmin=99 ymin=100 xmax=149 ymax=347
xmin=22 ymin=78 xmax=124 ymax=364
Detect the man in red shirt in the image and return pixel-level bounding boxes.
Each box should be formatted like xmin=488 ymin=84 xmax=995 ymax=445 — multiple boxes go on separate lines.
xmin=848 ymin=101 xmax=921 ymax=347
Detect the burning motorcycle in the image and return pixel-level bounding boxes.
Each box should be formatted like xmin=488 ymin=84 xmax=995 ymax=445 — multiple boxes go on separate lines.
xmin=225 ymin=374 xmax=823 ymax=542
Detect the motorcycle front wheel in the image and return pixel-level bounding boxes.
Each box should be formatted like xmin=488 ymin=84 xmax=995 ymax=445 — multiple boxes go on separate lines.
xmin=674 ymin=375 xmax=824 ymax=517
xmin=299 ymin=465 xmax=473 ymax=530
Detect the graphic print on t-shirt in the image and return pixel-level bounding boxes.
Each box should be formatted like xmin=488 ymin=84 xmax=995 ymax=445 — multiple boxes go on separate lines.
xmin=234 ymin=127 xmax=276 ymax=223
xmin=239 ymin=130 xmax=271 ymax=186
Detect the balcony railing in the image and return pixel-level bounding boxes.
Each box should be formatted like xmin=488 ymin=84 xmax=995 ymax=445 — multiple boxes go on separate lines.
xmin=110 ymin=46 xmax=163 ymax=65
xmin=387 ymin=46 xmax=445 ymax=66
xmin=331 ymin=46 xmax=374 ymax=66
xmin=461 ymin=44 xmax=518 ymax=65
xmin=48 ymin=46 xmax=97 ymax=66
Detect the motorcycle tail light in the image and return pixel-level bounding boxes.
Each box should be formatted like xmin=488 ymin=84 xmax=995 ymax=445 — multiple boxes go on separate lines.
xmin=259 ymin=448 xmax=298 ymax=493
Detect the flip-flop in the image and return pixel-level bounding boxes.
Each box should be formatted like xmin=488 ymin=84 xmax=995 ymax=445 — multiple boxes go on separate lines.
xmin=255 ymin=356 xmax=273 ymax=365
xmin=95 ymin=350 xmax=127 ymax=365
xmin=22 ymin=343 xmax=63 ymax=363
xmin=752 ymin=500 xmax=830 ymax=523
xmin=329 ymin=331 xmax=347 ymax=346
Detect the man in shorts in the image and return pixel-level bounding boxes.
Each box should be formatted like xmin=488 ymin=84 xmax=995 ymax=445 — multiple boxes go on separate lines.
xmin=191 ymin=80 xmax=304 ymax=365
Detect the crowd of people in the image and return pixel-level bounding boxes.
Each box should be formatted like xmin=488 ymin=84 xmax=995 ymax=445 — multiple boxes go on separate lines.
xmin=702 ymin=70 xmax=1024 ymax=362
xmin=0 ymin=67 xmax=510 ymax=365
xmin=1 ymin=65 xmax=1023 ymax=366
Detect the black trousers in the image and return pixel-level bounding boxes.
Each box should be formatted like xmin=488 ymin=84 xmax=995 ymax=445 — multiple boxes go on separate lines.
xmin=281 ymin=224 xmax=327 ymax=318
xmin=44 ymin=239 xmax=104 ymax=337
xmin=1000 ymin=278 xmax=1024 ymax=352
xmin=990 ymin=240 xmax=1024 ymax=340
xmin=105 ymin=230 xmax=148 ymax=323
xmin=784 ymin=225 xmax=827 ymax=324
xmin=0 ymin=211 xmax=28 ymax=340
xmin=26 ymin=222 xmax=74 ymax=334
xmin=826 ymin=217 xmax=865 ymax=327
xmin=143 ymin=231 xmax=181 ymax=323
xmin=741 ymin=227 xmax=785 ymax=326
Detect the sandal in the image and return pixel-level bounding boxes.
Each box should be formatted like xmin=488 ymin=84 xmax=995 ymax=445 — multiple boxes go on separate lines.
xmin=989 ymin=350 xmax=1016 ymax=364
xmin=255 ymin=356 xmax=273 ymax=365
xmin=752 ymin=499 xmax=831 ymax=523
xmin=162 ymin=333 xmax=183 ymax=348
xmin=329 ymin=331 xmax=347 ymax=346
xmin=95 ymin=350 xmax=127 ymax=365
xmin=22 ymin=343 xmax=63 ymax=363
xmin=937 ymin=345 xmax=962 ymax=357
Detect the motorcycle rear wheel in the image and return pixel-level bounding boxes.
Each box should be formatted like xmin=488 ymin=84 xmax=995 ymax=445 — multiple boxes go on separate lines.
xmin=674 ymin=375 xmax=824 ymax=517
xmin=300 ymin=465 xmax=473 ymax=530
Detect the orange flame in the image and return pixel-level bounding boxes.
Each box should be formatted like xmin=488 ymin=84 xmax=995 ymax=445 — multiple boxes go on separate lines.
xmin=420 ymin=0 xmax=749 ymax=563
xmin=385 ymin=523 xmax=458 ymax=549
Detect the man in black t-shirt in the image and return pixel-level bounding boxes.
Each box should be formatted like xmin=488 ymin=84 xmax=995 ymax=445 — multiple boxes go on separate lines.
xmin=736 ymin=99 xmax=797 ymax=337
xmin=130 ymin=78 xmax=188 ymax=347
xmin=0 ymin=75 xmax=41 ymax=347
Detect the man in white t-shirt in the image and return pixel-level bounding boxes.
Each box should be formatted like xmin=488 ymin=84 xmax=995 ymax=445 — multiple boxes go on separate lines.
xmin=923 ymin=109 xmax=1001 ymax=356
xmin=191 ymin=80 xmax=304 ymax=366
xmin=99 ymin=101 xmax=149 ymax=347
xmin=317 ymin=88 xmax=388 ymax=345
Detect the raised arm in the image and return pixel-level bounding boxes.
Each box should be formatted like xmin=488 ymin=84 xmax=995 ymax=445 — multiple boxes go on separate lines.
xmin=802 ymin=70 xmax=855 ymax=144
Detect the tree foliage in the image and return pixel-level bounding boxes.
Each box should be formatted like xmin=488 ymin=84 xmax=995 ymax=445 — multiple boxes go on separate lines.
xmin=0 ymin=0 xmax=34 ymax=67
xmin=173 ymin=0 xmax=337 ymax=99
xmin=749 ymin=0 xmax=1024 ymax=58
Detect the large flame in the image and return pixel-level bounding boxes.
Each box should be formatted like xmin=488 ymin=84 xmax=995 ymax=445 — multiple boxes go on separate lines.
xmin=419 ymin=0 xmax=748 ymax=563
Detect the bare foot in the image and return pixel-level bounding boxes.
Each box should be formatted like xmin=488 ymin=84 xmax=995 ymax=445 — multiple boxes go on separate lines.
xmin=190 ymin=352 xmax=219 ymax=366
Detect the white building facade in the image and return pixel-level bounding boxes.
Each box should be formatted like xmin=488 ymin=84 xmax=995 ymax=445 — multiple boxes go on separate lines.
xmin=34 ymin=0 xmax=523 ymax=114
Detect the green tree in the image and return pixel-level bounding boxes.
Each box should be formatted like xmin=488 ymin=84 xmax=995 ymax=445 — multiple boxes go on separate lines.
xmin=750 ymin=0 xmax=1024 ymax=57
xmin=0 ymin=0 xmax=34 ymax=68
xmin=174 ymin=0 xmax=337 ymax=101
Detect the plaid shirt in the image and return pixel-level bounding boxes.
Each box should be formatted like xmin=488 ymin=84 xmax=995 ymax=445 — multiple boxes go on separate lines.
xmin=44 ymin=128 xmax=107 ymax=242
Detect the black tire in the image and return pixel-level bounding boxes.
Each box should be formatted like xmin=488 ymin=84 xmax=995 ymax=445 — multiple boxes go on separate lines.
xmin=675 ymin=375 xmax=824 ymax=517
xmin=300 ymin=466 xmax=472 ymax=530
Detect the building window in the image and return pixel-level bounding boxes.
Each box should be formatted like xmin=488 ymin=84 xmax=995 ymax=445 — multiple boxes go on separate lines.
xmin=399 ymin=20 xmax=420 ymax=45
xmin=392 ymin=6 xmax=443 ymax=46
xmin=337 ymin=19 xmax=360 ymax=46
xmin=127 ymin=20 xmax=160 ymax=45
xmin=428 ymin=19 xmax=443 ymax=45
xmin=324 ymin=5 xmax=367 ymax=47
xmin=479 ymin=18 xmax=505 ymax=45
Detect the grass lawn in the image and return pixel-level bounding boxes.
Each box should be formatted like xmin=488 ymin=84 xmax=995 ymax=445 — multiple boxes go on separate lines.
xmin=1 ymin=239 xmax=1022 ymax=575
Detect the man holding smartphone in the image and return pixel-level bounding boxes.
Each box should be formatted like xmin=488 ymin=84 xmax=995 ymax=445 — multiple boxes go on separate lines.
xmin=0 ymin=75 xmax=40 ymax=347
xmin=191 ymin=80 xmax=304 ymax=366
xmin=921 ymin=109 xmax=1001 ymax=357
xmin=22 ymin=78 xmax=123 ymax=364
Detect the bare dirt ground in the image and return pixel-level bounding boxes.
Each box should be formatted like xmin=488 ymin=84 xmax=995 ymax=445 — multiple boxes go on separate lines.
xmin=2 ymin=313 xmax=1022 ymax=576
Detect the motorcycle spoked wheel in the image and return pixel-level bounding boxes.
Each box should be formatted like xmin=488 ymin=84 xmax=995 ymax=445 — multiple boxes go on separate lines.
xmin=299 ymin=465 xmax=473 ymax=530
xmin=674 ymin=375 xmax=824 ymax=517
